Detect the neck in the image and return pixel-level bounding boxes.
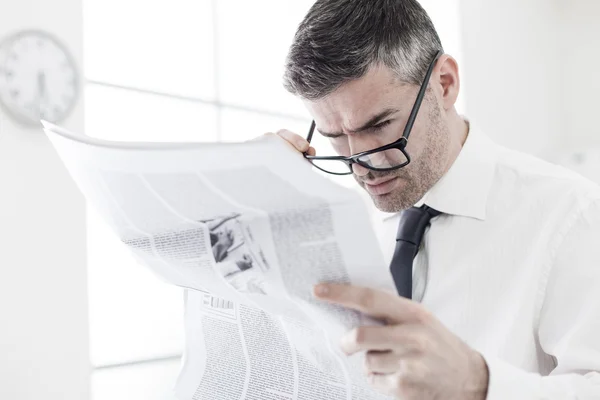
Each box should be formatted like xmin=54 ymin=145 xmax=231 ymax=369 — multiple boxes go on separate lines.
xmin=443 ymin=110 xmax=470 ymax=173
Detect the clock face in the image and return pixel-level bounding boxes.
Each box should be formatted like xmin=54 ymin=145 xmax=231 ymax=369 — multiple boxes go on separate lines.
xmin=0 ymin=30 xmax=79 ymax=125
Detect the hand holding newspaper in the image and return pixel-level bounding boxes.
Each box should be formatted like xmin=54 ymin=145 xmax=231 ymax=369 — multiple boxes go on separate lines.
xmin=43 ymin=121 xmax=397 ymax=400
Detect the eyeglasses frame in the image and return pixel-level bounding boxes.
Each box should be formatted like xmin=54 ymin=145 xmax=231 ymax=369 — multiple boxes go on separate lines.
xmin=303 ymin=49 xmax=444 ymax=176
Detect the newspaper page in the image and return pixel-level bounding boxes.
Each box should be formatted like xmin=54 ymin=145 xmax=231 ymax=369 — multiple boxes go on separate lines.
xmin=42 ymin=121 xmax=397 ymax=400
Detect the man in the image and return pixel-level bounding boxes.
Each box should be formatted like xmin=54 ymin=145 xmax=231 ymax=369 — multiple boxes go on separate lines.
xmin=267 ymin=0 xmax=600 ymax=399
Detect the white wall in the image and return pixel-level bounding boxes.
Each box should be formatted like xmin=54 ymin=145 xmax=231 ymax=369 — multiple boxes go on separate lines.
xmin=0 ymin=0 xmax=89 ymax=399
xmin=459 ymin=0 xmax=563 ymax=159
xmin=459 ymin=0 xmax=600 ymax=162
xmin=561 ymin=0 xmax=600 ymax=154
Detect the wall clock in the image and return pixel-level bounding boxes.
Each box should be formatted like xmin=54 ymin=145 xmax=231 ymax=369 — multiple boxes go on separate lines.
xmin=0 ymin=30 xmax=79 ymax=126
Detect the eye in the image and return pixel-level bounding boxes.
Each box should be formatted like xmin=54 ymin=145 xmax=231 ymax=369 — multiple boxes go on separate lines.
xmin=329 ymin=134 xmax=347 ymax=141
xmin=373 ymin=120 xmax=392 ymax=130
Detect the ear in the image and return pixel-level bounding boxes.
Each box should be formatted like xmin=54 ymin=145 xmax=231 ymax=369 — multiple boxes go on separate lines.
xmin=433 ymin=55 xmax=460 ymax=111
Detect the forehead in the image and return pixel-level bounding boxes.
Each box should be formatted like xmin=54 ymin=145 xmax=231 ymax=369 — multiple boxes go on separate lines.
xmin=304 ymin=64 xmax=410 ymax=131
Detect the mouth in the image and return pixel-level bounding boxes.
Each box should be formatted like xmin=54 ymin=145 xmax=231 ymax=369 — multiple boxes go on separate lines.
xmin=362 ymin=176 xmax=400 ymax=196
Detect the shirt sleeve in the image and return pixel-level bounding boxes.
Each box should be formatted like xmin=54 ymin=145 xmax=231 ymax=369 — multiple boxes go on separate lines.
xmin=483 ymin=198 xmax=600 ymax=400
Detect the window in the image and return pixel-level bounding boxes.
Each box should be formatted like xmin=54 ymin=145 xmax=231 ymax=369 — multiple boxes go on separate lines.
xmin=84 ymin=0 xmax=462 ymax=397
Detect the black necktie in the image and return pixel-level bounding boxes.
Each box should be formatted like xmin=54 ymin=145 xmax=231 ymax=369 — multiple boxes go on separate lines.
xmin=390 ymin=205 xmax=441 ymax=299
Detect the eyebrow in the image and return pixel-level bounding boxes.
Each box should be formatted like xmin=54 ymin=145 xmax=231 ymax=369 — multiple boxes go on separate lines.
xmin=318 ymin=108 xmax=400 ymax=138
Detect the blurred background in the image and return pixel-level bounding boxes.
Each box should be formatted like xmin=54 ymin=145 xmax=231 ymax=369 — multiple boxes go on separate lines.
xmin=0 ymin=0 xmax=598 ymax=399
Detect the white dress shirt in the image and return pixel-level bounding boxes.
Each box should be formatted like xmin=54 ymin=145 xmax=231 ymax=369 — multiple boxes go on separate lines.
xmin=373 ymin=123 xmax=600 ymax=399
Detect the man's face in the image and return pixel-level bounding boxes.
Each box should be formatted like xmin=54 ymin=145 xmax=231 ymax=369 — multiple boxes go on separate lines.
xmin=304 ymin=64 xmax=451 ymax=212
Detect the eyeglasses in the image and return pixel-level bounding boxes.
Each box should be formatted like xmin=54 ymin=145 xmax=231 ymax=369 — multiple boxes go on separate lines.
xmin=303 ymin=49 xmax=443 ymax=176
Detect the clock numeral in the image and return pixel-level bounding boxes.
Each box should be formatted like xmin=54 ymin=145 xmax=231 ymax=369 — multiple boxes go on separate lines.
xmin=10 ymin=89 xmax=19 ymax=99
xmin=5 ymin=70 xmax=13 ymax=80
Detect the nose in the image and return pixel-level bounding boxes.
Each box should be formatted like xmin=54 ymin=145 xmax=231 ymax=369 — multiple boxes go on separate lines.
xmin=352 ymin=162 xmax=370 ymax=177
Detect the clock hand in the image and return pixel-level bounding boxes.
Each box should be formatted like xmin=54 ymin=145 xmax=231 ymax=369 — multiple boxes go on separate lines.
xmin=36 ymin=71 xmax=47 ymax=119
xmin=38 ymin=71 xmax=46 ymax=99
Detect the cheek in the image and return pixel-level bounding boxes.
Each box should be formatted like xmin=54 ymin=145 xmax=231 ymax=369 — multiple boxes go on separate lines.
xmin=405 ymin=124 xmax=429 ymax=157
xmin=407 ymin=116 xmax=448 ymax=173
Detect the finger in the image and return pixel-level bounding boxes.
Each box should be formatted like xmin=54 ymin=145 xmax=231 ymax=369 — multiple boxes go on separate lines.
xmin=314 ymin=283 xmax=429 ymax=324
xmin=340 ymin=326 xmax=397 ymax=355
xmin=306 ymin=146 xmax=317 ymax=156
xmin=366 ymin=373 xmax=399 ymax=397
xmin=365 ymin=350 xmax=403 ymax=374
xmin=276 ymin=129 xmax=311 ymax=153
xmin=342 ymin=324 xmax=428 ymax=356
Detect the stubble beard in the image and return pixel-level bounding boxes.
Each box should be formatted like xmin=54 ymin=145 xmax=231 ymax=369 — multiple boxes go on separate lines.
xmin=355 ymin=100 xmax=450 ymax=213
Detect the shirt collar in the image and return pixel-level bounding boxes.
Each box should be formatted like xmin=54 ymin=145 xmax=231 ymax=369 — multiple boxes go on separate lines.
xmin=380 ymin=120 xmax=497 ymax=222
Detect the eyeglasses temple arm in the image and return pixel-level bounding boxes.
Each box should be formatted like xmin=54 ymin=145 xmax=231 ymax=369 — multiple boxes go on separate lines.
xmin=306 ymin=120 xmax=316 ymax=144
xmin=404 ymin=50 xmax=444 ymax=141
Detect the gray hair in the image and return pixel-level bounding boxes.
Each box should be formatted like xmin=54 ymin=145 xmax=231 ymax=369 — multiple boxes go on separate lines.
xmin=283 ymin=0 xmax=444 ymax=100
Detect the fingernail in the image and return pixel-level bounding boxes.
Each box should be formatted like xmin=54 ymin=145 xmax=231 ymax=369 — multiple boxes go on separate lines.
xmin=314 ymin=284 xmax=329 ymax=296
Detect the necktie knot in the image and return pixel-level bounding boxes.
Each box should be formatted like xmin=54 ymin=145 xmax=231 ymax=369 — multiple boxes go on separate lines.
xmin=396 ymin=205 xmax=442 ymax=244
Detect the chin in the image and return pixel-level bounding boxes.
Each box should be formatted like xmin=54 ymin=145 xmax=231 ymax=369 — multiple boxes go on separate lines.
xmin=367 ymin=177 xmax=423 ymax=212
xmin=369 ymin=191 xmax=411 ymax=213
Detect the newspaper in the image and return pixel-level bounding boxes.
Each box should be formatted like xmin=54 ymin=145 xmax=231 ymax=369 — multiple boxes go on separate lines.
xmin=42 ymin=121 xmax=397 ymax=400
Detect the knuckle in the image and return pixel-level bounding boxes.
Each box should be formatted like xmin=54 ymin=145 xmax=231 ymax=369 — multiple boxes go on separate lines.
xmin=274 ymin=129 xmax=307 ymax=150
xmin=400 ymin=328 xmax=429 ymax=353
xmin=413 ymin=306 xmax=434 ymax=324
xmin=410 ymin=334 xmax=428 ymax=353
xmin=357 ymin=289 xmax=376 ymax=310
